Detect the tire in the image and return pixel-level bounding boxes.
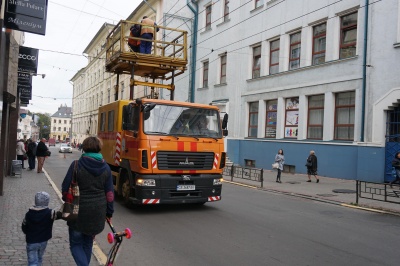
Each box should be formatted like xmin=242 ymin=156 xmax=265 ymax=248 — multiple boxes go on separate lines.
xmin=119 ymin=174 xmax=133 ymax=208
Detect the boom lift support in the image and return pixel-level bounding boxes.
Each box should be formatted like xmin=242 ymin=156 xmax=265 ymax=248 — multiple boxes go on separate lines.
xmin=105 ymin=20 xmax=188 ymax=100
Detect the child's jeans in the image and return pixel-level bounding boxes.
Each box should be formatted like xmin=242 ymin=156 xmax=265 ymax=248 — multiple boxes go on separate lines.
xmin=27 ymin=241 xmax=47 ymax=266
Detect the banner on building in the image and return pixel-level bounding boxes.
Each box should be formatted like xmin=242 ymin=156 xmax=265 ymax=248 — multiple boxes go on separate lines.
xmin=4 ymin=0 xmax=48 ymax=36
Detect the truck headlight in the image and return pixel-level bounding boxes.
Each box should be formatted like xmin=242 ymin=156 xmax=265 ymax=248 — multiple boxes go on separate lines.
xmin=213 ymin=178 xmax=223 ymax=185
xmin=136 ymin=179 xmax=156 ymax=186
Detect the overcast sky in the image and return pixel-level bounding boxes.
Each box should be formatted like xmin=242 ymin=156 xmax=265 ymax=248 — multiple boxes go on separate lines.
xmin=24 ymin=0 xmax=142 ymax=115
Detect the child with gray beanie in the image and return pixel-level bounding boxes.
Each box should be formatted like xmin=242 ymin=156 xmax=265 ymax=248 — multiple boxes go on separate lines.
xmin=22 ymin=191 xmax=62 ymax=266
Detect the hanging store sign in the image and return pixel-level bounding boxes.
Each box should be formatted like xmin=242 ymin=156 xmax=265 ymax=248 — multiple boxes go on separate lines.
xmin=4 ymin=0 xmax=48 ymax=36
xmin=18 ymin=46 xmax=39 ymax=74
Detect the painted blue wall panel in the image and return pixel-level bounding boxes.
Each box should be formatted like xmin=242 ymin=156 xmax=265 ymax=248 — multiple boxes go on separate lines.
xmin=227 ymin=139 xmax=385 ymax=183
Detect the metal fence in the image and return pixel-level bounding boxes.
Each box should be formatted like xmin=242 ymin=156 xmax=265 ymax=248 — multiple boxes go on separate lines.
xmin=356 ymin=180 xmax=400 ymax=204
xmin=223 ymin=164 xmax=264 ymax=187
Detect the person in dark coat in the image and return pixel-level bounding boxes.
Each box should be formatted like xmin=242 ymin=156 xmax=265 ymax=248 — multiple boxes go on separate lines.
xmin=306 ymin=150 xmax=319 ymax=183
xmin=128 ymin=23 xmax=141 ymax=52
xmin=27 ymin=139 xmax=37 ymax=171
xmin=36 ymin=138 xmax=49 ymax=173
xmin=390 ymin=152 xmax=400 ymax=187
xmin=22 ymin=192 xmax=61 ymax=266
xmin=61 ymin=136 xmax=114 ymax=266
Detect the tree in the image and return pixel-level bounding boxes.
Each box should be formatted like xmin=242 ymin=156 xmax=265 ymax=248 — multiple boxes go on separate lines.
xmin=35 ymin=113 xmax=51 ymax=139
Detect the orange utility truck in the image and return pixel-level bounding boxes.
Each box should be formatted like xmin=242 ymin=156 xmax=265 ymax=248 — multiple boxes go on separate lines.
xmin=98 ymin=99 xmax=227 ymax=205
xmin=99 ymin=20 xmax=228 ymax=205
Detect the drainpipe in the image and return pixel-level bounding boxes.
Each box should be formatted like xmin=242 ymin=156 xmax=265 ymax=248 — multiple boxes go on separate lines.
xmin=187 ymin=0 xmax=198 ymax=103
xmin=360 ymin=0 xmax=369 ymax=142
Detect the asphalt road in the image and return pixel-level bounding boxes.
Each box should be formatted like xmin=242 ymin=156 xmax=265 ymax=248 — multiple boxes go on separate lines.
xmin=44 ymin=146 xmax=400 ymax=266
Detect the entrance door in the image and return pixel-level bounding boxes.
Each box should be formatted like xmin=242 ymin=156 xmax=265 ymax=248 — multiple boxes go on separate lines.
xmin=385 ymin=108 xmax=400 ymax=182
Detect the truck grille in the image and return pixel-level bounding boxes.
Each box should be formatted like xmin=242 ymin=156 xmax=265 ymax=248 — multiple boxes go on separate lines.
xmin=157 ymin=152 xmax=214 ymax=170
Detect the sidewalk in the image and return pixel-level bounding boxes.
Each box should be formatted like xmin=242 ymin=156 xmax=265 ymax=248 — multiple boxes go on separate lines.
xmin=0 ymin=169 xmax=100 ymax=266
xmin=223 ymin=168 xmax=400 ymax=215
xmin=1 ymin=167 xmax=399 ymax=265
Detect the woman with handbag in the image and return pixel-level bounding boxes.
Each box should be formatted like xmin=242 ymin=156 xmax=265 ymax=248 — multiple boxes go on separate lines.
xmin=306 ymin=150 xmax=319 ymax=183
xmin=61 ymin=136 xmax=114 ymax=266
xmin=16 ymin=139 xmax=27 ymax=169
xmin=274 ymin=149 xmax=285 ymax=183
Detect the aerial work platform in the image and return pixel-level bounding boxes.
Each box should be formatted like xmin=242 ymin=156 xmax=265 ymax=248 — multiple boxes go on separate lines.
xmin=105 ymin=20 xmax=188 ymax=81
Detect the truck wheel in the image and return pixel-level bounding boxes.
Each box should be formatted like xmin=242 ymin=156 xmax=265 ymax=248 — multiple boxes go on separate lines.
xmin=120 ymin=176 xmax=133 ymax=208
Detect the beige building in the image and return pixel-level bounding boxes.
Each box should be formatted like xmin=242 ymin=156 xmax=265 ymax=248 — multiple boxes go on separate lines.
xmin=50 ymin=104 xmax=72 ymax=142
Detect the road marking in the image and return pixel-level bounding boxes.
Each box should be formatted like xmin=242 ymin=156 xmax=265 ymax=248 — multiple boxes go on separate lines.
xmin=43 ymin=167 xmax=108 ymax=265
xmin=340 ymin=203 xmax=400 ymax=216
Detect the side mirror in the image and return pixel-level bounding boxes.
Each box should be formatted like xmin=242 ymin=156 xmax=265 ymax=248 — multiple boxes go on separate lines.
xmin=222 ymin=113 xmax=228 ymax=129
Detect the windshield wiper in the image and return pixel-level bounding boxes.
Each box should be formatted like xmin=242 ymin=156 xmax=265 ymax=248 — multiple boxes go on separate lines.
xmin=145 ymin=131 xmax=168 ymax=135
xmin=192 ymin=134 xmax=218 ymax=141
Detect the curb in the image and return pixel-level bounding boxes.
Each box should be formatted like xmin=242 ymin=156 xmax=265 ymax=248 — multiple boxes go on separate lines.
xmin=223 ymin=180 xmax=400 ymax=217
xmin=43 ymin=168 xmax=108 ymax=266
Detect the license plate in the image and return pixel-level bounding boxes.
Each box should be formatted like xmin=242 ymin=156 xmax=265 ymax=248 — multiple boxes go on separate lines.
xmin=177 ymin=185 xmax=195 ymax=191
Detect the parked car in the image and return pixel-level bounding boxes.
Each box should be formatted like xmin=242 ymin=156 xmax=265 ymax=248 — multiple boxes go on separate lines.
xmin=59 ymin=143 xmax=72 ymax=153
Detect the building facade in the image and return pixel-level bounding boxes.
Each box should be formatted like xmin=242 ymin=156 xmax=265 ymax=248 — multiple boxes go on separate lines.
xmin=70 ymin=0 xmax=195 ymax=144
xmin=194 ymin=0 xmax=400 ymax=182
xmin=50 ymin=104 xmax=72 ymax=142
xmin=0 ymin=0 xmax=25 ymax=195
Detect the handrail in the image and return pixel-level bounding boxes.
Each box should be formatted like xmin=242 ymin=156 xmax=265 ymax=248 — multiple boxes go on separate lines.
xmin=105 ymin=19 xmax=188 ymax=65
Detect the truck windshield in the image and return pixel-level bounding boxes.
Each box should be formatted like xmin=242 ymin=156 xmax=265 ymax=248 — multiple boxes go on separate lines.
xmin=144 ymin=104 xmax=222 ymax=138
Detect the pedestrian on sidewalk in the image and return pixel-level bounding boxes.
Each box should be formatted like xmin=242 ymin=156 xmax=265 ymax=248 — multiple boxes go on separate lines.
xmin=36 ymin=138 xmax=49 ymax=173
xmin=16 ymin=139 xmax=27 ymax=169
xmin=274 ymin=149 xmax=285 ymax=183
xmin=27 ymin=139 xmax=37 ymax=171
xmin=21 ymin=191 xmax=62 ymax=266
xmin=306 ymin=150 xmax=319 ymax=183
xmin=390 ymin=152 xmax=400 ymax=187
xmin=61 ymin=136 xmax=114 ymax=266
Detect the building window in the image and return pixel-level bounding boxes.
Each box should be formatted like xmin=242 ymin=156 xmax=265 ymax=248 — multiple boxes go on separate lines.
xmin=121 ymin=82 xmax=124 ymax=99
xmin=252 ymin=45 xmax=261 ymax=78
xmin=312 ymin=23 xmax=326 ymax=65
xmin=64 ymin=127 xmax=67 ymax=131
xmin=269 ymin=39 xmax=280 ymax=74
xmin=334 ymin=91 xmax=355 ymax=140
xmin=265 ymin=100 xmax=277 ymax=138
xmin=340 ymin=12 xmax=358 ymax=59
xmin=206 ymin=5 xmax=212 ymax=30
xmin=53 ymin=127 xmax=56 ymax=131
xmin=289 ymin=32 xmax=301 ymax=70
xmin=59 ymin=120 xmax=61 ymax=123
xmin=58 ymin=127 xmax=61 ymax=131
xmin=53 ymin=119 xmax=56 ymax=123
xmin=255 ymin=0 xmax=263 ymax=9
xmin=203 ymin=61 xmax=209 ymax=88
xmin=224 ymin=0 xmax=229 ymax=21
xmin=307 ymin=95 xmax=324 ymax=139
xmin=64 ymin=120 xmax=67 ymax=124
xmin=107 ymin=89 xmax=111 ymax=103
xmin=248 ymin=102 xmax=259 ymax=137
xmin=285 ymin=97 xmax=299 ymax=138
xmin=220 ymin=54 xmax=227 ymax=84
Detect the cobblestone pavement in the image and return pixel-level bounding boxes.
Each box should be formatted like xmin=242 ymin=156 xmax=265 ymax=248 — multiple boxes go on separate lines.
xmin=0 ymin=170 xmax=99 ymax=265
